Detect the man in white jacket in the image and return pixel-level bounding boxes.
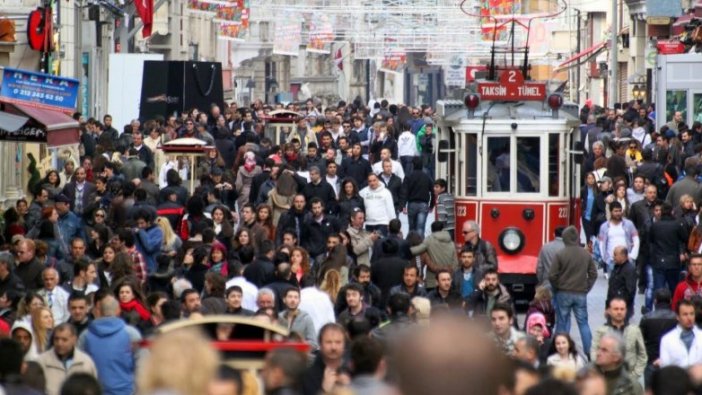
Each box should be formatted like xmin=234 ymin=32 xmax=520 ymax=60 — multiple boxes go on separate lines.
xmin=359 ymin=173 xmax=396 ymax=236
xmin=660 ymin=299 xmax=702 ymax=368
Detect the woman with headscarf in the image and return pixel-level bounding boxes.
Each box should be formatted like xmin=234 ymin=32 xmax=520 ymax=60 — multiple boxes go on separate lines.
xmin=235 ymin=151 xmax=262 ymax=212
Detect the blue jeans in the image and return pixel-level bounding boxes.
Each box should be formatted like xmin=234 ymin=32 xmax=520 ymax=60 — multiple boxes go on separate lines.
xmin=400 ymin=156 xmax=415 ymax=177
xmin=644 ymin=265 xmax=654 ymax=310
xmin=407 ymin=201 xmax=429 ymax=237
xmin=653 ymin=267 xmax=680 ymax=295
xmin=365 ymin=224 xmax=388 ymax=237
xmin=555 ymin=291 xmax=592 ymax=356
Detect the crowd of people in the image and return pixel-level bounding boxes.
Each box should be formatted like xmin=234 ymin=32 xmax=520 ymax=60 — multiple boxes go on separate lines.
xmin=2 ymin=95 xmax=702 ymax=395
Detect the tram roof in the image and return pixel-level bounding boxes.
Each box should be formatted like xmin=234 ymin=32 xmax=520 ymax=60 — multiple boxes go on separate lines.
xmin=436 ymin=99 xmax=579 ymax=125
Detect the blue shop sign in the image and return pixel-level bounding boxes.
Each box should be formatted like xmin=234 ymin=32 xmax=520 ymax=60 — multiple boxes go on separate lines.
xmin=0 ymin=68 xmax=79 ymax=113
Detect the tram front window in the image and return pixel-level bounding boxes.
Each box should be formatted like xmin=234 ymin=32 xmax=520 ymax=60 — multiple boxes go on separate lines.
xmin=487 ymin=137 xmax=511 ymax=192
xmin=517 ymin=137 xmax=540 ymax=193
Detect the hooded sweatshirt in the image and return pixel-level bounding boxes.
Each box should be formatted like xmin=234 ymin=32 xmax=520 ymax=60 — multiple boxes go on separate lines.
xmin=359 ymin=183 xmax=396 ymax=226
xmin=81 ymin=317 xmax=135 ymax=395
xmin=549 ymin=226 xmax=598 ymax=294
xmin=10 ymin=320 xmax=38 ymax=361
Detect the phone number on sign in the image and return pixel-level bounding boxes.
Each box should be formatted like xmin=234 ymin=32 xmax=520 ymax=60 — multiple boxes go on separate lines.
xmin=13 ymin=89 xmax=65 ymax=102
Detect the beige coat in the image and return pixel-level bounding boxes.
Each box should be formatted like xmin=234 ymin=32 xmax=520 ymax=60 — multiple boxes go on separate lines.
xmin=37 ymin=348 xmax=98 ymax=395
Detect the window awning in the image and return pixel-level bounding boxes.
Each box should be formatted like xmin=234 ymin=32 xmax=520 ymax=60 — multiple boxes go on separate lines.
xmin=0 ymin=101 xmax=80 ymax=147
xmin=554 ymin=41 xmax=608 ymax=72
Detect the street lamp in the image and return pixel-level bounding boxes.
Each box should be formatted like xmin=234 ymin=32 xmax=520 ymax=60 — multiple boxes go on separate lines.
xmin=632 ymin=84 xmax=647 ymax=101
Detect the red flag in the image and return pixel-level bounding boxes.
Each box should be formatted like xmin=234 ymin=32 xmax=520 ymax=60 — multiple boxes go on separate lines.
xmin=134 ymin=0 xmax=153 ymax=38
xmin=335 ymin=48 xmax=343 ymax=71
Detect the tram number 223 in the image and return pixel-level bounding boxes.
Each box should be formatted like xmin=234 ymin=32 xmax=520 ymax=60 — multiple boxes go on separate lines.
xmin=558 ymin=207 xmax=568 ymax=219
xmin=457 ymin=206 xmax=467 ymax=216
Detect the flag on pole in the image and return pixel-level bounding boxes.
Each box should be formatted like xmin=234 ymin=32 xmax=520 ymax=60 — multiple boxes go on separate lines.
xmin=135 ymin=0 xmax=154 ymax=37
xmin=335 ymin=48 xmax=343 ymax=71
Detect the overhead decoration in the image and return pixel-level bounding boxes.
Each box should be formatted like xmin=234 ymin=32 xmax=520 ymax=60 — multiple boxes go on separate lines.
xmin=380 ymin=39 xmax=407 ymax=74
xmin=480 ymin=0 xmax=522 ymax=41
xmin=306 ymin=13 xmax=334 ymax=54
xmin=273 ymin=14 xmax=301 ymax=56
xmin=233 ymin=0 xmax=564 ymax=64
xmin=218 ymin=22 xmax=246 ymax=41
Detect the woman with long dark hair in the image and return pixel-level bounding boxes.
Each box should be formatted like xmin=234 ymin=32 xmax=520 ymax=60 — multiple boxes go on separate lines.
xmin=256 ymin=203 xmax=275 ymax=240
xmin=39 ymin=169 xmax=63 ymax=200
xmin=114 ymin=279 xmax=151 ymax=329
xmin=546 ymin=333 xmax=587 ymax=370
xmin=211 ymin=206 xmax=234 ymax=250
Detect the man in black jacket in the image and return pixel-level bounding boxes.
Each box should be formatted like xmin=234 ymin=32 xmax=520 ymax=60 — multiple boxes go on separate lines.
xmin=340 ymin=143 xmax=372 ymax=188
xmin=371 ymin=239 xmax=408 ymax=306
xmin=402 ymin=156 xmax=433 ymax=237
xmin=370 ymin=219 xmax=412 ymax=264
xmin=301 ymin=323 xmax=347 ymax=395
xmin=649 ymin=202 xmax=688 ymax=294
xmin=628 ymin=185 xmax=658 ymax=294
xmin=379 ymin=159 xmax=403 ymax=214
xmin=275 ymin=194 xmax=310 ymax=246
xmin=427 ymin=269 xmax=463 ymax=308
xmin=248 ymin=158 xmax=275 ymax=205
xmin=607 ymin=246 xmax=637 ymax=320
xmin=303 ymin=198 xmax=340 ymax=258
xmin=303 ymin=167 xmax=338 ymax=215
xmin=639 ymin=288 xmax=677 ymax=387
xmin=335 ymin=265 xmax=383 ymax=314
xmin=243 ymin=240 xmax=276 ymax=288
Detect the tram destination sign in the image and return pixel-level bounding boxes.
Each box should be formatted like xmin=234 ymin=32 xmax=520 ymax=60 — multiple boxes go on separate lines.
xmin=477 ymin=69 xmax=546 ymax=101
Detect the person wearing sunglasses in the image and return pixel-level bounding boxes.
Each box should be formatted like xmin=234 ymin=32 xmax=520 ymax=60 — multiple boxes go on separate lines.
xmin=461 ymin=220 xmax=498 ymax=272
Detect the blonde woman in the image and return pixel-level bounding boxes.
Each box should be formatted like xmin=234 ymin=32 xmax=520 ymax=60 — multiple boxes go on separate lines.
xmin=31 ymin=306 xmax=54 ymax=353
xmin=320 ymin=269 xmax=342 ymax=303
xmin=155 ymin=216 xmax=182 ymax=258
xmin=137 ymin=328 xmax=219 ymax=395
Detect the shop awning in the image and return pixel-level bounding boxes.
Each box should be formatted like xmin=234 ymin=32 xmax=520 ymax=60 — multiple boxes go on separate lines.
xmin=554 ymin=41 xmax=608 ymax=71
xmin=0 ymin=111 xmax=30 ymax=132
xmin=0 ymin=101 xmax=80 ymax=147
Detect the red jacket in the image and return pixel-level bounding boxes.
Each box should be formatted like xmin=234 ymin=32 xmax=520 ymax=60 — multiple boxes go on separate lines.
xmin=672 ymin=274 xmax=702 ymax=309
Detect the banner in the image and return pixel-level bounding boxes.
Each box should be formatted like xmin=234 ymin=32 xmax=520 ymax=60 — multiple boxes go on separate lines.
xmin=380 ymin=46 xmax=406 ymax=74
xmin=306 ymin=14 xmax=334 ymax=54
xmin=0 ymin=67 xmax=79 ymax=113
xmin=214 ymin=0 xmax=245 ymax=23
xmin=187 ymin=0 xmax=217 ymax=15
xmin=217 ymin=22 xmax=246 ymax=41
xmin=273 ymin=17 xmax=301 ymax=56
xmin=480 ymin=0 xmax=521 ymax=41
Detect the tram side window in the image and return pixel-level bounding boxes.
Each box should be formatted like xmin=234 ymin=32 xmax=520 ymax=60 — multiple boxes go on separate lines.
xmin=465 ymin=134 xmax=478 ymax=196
xmin=487 ymin=137 xmax=511 ymax=192
xmin=516 ymin=137 xmax=540 ymax=193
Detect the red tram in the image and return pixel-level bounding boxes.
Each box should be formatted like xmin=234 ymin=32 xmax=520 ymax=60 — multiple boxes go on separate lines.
xmin=435 ymin=0 xmax=580 ymax=304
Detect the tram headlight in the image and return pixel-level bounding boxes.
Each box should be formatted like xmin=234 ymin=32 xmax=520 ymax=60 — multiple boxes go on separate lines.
xmin=499 ymin=228 xmax=525 ymax=255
